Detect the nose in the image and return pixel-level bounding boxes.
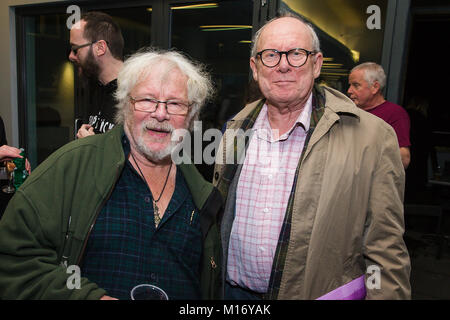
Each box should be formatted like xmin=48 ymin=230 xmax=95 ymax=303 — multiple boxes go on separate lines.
xmin=277 ymin=53 xmax=290 ymax=72
xmin=151 ymin=102 xmax=170 ymax=121
xmin=68 ymin=50 xmax=77 ymax=62
xmin=347 ymin=85 xmax=354 ymax=96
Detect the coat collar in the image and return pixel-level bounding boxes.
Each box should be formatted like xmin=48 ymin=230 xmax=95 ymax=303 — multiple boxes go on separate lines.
xmin=228 ymin=85 xmax=360 ymax=126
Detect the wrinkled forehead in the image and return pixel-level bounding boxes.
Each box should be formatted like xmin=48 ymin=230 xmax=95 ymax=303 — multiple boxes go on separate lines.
xmin=349 ymin=69 xmax=367 ymax=83
xmin=145 ymin=60 xmax=184 ymax=85
xmin=258 ymin=17 xmax=313 ymax=50
xmin=133 ymin=62 xmax=188 ymax=96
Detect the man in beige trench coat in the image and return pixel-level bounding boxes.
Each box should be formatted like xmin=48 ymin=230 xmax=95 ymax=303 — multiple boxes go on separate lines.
xmin=213 ymin=13 xmax=411 ymax=300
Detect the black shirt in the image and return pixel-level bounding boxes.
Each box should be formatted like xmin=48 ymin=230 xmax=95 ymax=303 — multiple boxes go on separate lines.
xmin=85 ymin=79 xmax=117 ymax=134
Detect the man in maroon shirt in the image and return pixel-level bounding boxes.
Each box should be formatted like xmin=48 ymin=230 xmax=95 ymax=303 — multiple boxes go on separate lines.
xmin=348 ymin=62 xmax=411 ymax=168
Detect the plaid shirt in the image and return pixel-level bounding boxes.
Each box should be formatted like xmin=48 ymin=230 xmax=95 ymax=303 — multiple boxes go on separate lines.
xmin=81 ymin=136 xmax=202 ymax=300
xmin=227 ymin=94 xmax=312 ymax=292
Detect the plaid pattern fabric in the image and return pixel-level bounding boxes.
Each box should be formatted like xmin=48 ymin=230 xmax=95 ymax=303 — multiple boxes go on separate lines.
xmin=265 ymin=84 xmax=326 ymax=299
xmin=227 ymin=96 xmax=312 ymax=292
xmin=81 ymin=136 xmax=202 ymax=300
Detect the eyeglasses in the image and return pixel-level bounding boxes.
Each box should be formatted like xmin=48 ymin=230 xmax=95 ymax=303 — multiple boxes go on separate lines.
xmin=129 ymin=96 xmax=192 ymax=116
xmin=70 ymin=42 xmax=94 ymax=55
xmin=256 ymin=48 xmax=318 ymax=68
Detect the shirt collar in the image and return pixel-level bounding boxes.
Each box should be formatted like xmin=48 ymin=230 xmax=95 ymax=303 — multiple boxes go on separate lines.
xmin=255 ymin=92 xmax=313 ymax=142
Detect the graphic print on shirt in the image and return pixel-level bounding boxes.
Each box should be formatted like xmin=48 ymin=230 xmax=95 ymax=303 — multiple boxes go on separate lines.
xmin=89 ymin=112 xmax=115 ymax=134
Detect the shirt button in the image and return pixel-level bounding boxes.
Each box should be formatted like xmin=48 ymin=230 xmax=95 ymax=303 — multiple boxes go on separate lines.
xmin=268 ymin=174 xmax=273 ymax=179
xmin=263 ymin=208 xmax=269 ymax=213
xmin=144 ymin=196 xmax=151 ymax=203
xmin=150 ymin=273 xmax=157 ymax=280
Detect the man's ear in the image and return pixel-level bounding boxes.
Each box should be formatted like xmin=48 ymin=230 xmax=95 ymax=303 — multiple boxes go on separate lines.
xmin=371 ymin=81 xmax=381 ymax=95
xmin=94 ymin=40 xmax=108 ymax=57
xmin=250 ymin=57 xmax=258 ymax=81
xmin=313 ymin=52 xmax=323 ymax=79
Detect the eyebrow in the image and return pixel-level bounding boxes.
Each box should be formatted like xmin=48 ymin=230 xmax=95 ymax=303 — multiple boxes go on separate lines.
xmin=133 ymin=94 xmax=186 ymax=101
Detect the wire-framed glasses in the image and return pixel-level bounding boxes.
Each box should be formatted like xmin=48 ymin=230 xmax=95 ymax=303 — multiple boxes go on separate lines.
xmin=256 ymin=48 xmax=317 ymax=68
xmin=129 ymin=96 xmax=191 ymax=116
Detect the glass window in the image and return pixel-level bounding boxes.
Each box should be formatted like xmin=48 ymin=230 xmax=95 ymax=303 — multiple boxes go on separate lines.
xmin=89 ymin=7 xmax=152 ymax=61
xmin=20 ymin=6 xmax=152 ymax=168
xmin=171 ymin=1 xmax=254 ymax=131
xmin=23 ymin=13 xmax=73 ymax=166
xmin=281 ymin=0 xmax=388 ymax=92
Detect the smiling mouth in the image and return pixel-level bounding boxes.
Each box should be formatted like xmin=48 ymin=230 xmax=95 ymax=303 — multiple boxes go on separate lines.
xmin=145 ymin=126 xmax=171 ymax=137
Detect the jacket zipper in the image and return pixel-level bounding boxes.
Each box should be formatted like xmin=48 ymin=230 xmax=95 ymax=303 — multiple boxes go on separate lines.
xmin=76 ymin=163 xmax=123 ymax=266
xmin=60 ymin=215 xmax=72 ymax=264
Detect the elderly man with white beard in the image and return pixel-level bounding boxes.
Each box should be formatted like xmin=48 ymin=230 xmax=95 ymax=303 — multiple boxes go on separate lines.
xmin=0 ymin=49 xmax=223 ymax=300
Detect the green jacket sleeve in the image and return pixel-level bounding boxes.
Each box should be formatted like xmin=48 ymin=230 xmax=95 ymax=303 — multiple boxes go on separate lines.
xmin=0 ymin=191 xmax=106 ymax=300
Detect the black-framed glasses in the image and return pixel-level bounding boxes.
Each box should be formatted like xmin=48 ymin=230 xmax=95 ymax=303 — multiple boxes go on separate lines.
xmin=256 ymin=48 xmax=318 ymax=68
xmin=70 ymin=42 xmax=94 ymax=55
xmin=129 ymin=96 xmax=192 ymax=116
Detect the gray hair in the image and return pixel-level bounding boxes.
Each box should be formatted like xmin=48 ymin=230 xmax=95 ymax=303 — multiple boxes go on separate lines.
xmin=250 ymin=12 xmax=321 ymax=58
xmin=114 ymin=47 xmax=214 ymax=129
xmin=351 ymin=62 xmax=386 ymax=91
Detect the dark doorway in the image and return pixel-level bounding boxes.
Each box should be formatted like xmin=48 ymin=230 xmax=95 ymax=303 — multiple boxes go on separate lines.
xmin=403 ymin=13 xmax=450 ymax=204
xmin=401 ymin=6 xmax=450 ymax=301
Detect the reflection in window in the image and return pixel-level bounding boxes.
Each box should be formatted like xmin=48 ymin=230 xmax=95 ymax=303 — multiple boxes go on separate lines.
xmin=100 ymin=7 xmax=152 ymax=57
xmin=74 ymin=7 xmax=152 ymax=139
xmin=22 ymin=7 xmax=152 ymax=167
xmin=24 ymin=14 xmax=74 ymax=166
xmin=281 ymin=0 xmax=388 ymax=93
xmin=171 ymin=1 xmax=253 ymax=131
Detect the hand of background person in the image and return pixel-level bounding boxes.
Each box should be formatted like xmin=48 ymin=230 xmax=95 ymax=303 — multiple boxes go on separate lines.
xmin=76 ymin=124 xmax=95 ymax=139
xmin=25 ymin=159 xmax=31 ymax=174
xmin=100 ymin=295 xmax=118 ymax=300
xmin=0 ymin=145 xmax=32 ymax=174
xmin=0 ymin=145 xmax=24 ymax=162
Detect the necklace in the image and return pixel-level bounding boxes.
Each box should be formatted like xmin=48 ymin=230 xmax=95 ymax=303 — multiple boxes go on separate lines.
xmin=130 ymin=152 xmax=173 ymax=227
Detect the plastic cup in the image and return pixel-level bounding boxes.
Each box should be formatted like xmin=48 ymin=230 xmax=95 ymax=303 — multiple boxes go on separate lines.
xmin=130 ymin=284 xmax=169 ymax=300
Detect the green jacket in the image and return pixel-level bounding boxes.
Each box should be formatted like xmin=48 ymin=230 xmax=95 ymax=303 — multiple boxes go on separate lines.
xmin=0 ymin=125 xmax=223 ymax=299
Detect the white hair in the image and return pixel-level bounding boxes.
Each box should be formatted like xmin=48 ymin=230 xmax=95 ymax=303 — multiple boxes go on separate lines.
xmin=351 ymin=62 xmax=386 ymax=90
xmin=114 ymin=47 xmax=214 ymax=129
xmin=250 ymin=12 xmax=321 ymax=58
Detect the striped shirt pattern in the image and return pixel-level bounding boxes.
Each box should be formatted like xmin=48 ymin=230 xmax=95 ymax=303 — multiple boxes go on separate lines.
xmin=227 ymin=94 xmax=313 ymax=292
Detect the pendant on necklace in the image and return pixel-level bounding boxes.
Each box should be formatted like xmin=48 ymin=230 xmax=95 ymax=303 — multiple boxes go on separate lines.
xmin=153 ymin=200 xmax=161 ymax=227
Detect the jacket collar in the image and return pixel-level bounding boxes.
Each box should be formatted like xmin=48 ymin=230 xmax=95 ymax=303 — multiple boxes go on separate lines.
xmin=228 ymin=85 xmax=360 ymax=126
xmin=178 ymin=163 xmax=214 ymax=209
xmin=321 ymin=85 xmax=360 ymax=118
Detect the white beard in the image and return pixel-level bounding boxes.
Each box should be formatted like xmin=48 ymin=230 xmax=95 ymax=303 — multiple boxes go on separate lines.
xmin=127 ymin=118 xmax=184 ymax=163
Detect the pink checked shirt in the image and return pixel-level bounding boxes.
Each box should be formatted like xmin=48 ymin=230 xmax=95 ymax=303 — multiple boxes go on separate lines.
xmin=227 ymin=94 xmax=313 ymax=292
